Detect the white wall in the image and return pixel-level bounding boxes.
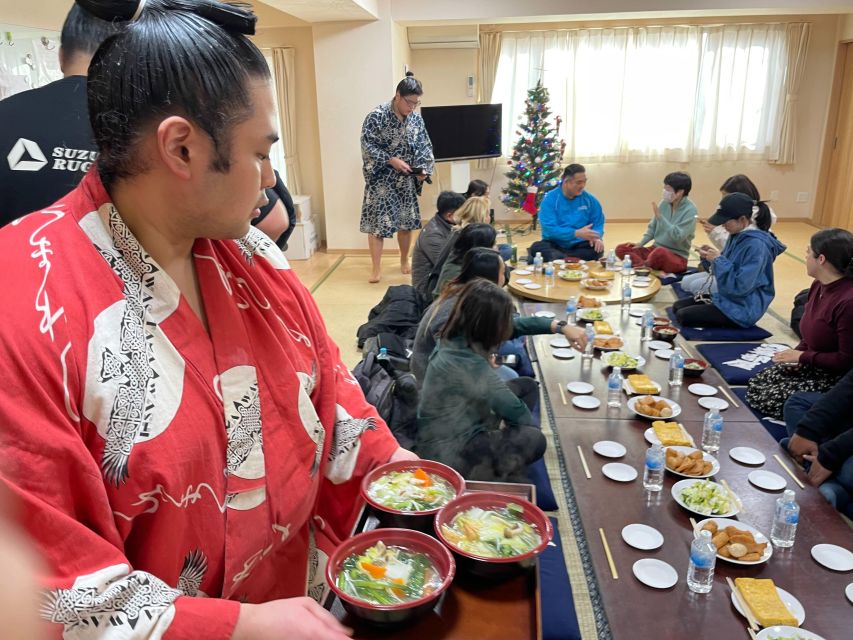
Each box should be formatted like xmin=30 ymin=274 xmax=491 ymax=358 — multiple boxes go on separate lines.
xmin=842 ymin=14 xmax=853 ymax=40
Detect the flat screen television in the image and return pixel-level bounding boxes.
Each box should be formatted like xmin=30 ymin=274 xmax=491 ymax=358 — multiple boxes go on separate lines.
xmin=420 ymin=104 xmax=502 ymax=162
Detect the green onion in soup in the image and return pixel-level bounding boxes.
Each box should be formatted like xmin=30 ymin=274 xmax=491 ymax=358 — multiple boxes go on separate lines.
xmin=368 ymin=468 xmax=456 ymax=512
xmin=441 ymin=504 xmax=542 ymax=558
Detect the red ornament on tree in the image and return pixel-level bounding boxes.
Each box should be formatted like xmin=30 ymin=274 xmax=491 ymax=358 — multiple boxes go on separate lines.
xmin=522 ymin=186 xmax=539 ymax=216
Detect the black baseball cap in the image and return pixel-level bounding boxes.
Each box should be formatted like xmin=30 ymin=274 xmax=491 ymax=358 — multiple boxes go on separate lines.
xmin=708 ymin=192 xmax=755 ymax=226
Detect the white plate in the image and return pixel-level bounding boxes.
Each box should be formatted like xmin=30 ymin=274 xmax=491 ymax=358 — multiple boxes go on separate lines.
xmin=847 ymin=582 xmax=853 ymax=603
xmin=647 ymin=340 xmax=672 ymax=350
xmin=523 ymin=282 xmax=542 ymax=290
xmin=602 ymin=352 xmax=646 ymax=370
xmin=757 ymin=627 xmax=825 ymax=640
xmin=629 ymin=308 xmax=646 ymax=318
xmin=632 ymin=558 xmax=678 ymax=589
xmin=514 ymin=269 xmax=532 ymax=275
xmin=627 ymin=395 xmax=681 ymax=420
xmin=730 ymin=446 xmax=766 ymax=465
xmin=664 ymin=446 xmax=720 ymax=479
xmin=581 ymin=279 xmax=611 ymax=291
xmin=633 ymin=276 xmax=652 ymax=284
xmin=671 ymin=479 xmax=739 ymax=517
xmin=515 ymin=278 xmax=532 ymax=284
xmin=552 ymin=348 xmax=576 ymax=359
xmin=698 ymin=397 xmax=729 ymax=411
xmin=693 ymin=517 xmax=773 ymax=565
xmin=534 ymin=310 xmax=556 ymax=318
xmin=644 ymin=427 xmax=696 ymax=448
xmin=602 ymin=462 xmax=637 ymax=482
xmin=748 ymin=470 xmax=787 ymax=491
xmin=550 ymin=336 xmax=571 ymax=348
xmin=567 ymin=381 xmax=594 ymax=394
xmin=593 ymin=334 xmax=624 ymax=351
xmin=688 ymin=383 xmax=718 ymax=396
xmin=810 ymin=543 xmax=853 ymax=572
xmin=731 ymin=586 xmax=805 ymax=627
xmin=622 ymin=378 xmax=662 ymax=396
xmin=577 ymin=309 xmax=606 ymax=322
xmin=572 ymin=395 xmax=601 ymax=410
xmin=633 ymin=281 xmax=650 ymax=288
xmin=593 ymin=440 xmax=626 ymax=458
xmin=621 ymin=524 xmax=664 ymax=550
xmin=654 ymin=349 xmax=675 ymax=360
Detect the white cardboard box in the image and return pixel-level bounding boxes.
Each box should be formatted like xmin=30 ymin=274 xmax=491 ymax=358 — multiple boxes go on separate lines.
xmin=291 ymin=194 xmax=311 ymax=222
xmin=285 ymin=219 xmax=316 ymax=260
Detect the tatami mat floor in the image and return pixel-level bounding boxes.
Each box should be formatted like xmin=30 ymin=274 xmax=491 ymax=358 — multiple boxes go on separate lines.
xmin=291 ymin=221 xmax=820 ymax=367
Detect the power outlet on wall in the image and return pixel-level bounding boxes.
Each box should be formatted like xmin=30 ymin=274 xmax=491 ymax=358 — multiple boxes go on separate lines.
xmin=796 ymin=192 xmax=809 ymax=203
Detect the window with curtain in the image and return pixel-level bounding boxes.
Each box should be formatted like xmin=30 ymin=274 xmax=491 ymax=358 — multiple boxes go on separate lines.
xmin=492 ymin=24 xmax=789 ymax=162
xmin=261 ymin=49 xmax=288 ymax=183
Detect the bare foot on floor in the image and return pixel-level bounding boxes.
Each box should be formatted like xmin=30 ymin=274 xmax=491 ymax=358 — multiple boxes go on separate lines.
xmin=400 ymin=262 xmax=411 ymax=275
xmin=368 ymin=272 xmax=381 ymax=283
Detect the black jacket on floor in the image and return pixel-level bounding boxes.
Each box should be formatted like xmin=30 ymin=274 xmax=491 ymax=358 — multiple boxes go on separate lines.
xmin=356 ymin=285 xmax=423 ymax=348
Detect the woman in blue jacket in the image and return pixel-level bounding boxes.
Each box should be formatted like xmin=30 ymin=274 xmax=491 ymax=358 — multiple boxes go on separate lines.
xmin=673 ymin=192 xmax=785 ymax=327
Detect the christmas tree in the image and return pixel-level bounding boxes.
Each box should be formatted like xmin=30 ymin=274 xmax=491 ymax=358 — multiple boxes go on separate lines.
xmin=501 ymin=80 xmax=566 ymax=227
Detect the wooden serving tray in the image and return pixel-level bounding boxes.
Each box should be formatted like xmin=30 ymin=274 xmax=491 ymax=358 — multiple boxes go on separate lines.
xmin=325 ymin=480 xmax=542 ymax=640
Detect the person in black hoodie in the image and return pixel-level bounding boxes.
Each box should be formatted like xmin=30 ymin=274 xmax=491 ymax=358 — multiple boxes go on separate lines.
xmin=0 ymin=5 xmax=123 ymax=225
xmin=784 ymin=367 xmax=853 ymax=511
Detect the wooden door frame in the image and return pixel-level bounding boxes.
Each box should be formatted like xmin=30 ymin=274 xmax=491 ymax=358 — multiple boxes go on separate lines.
xmin=814 ymin=40 xmax=852 ymax=226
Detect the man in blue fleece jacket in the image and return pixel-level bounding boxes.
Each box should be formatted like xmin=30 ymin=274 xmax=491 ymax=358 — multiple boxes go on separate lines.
xmin=673 ymin=192 xmax=785 ymax=327
xmin=527 ymin=163 xmax=605 ymax=262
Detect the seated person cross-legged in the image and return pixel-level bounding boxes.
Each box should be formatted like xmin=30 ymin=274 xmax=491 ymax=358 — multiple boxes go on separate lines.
xmin=783 ymin=367 xmax=853 ymax=512
xmin=415 ymin=279 xmax=547 ymax=482
xmin=673 ymin=193 xmax=785 ymax=328
xmin=746 ymin=228 xmax=853 ymax=420
xmin=412 ymin=247 xmax=587 ymax=384
xmin=411 ymin=190 xmax=465 ymax=302
xmin=528 ymin=163 xmax=605 ymax=263
xmin=616 ymin=171 xmax=696 ymax=273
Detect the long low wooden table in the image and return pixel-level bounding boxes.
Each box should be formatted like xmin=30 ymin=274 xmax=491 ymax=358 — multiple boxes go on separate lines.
xmin=522 ymin=301 xmax=853 ymax=639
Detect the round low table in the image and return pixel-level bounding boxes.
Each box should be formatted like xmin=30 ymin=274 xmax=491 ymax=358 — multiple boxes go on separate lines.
xmin=507 ymin=270 xmax=661 ymax=304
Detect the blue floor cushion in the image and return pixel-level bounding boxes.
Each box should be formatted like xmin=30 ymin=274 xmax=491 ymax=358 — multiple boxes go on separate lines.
xmin=541 ymin=517 xmax=581 ymax=640
xmin=666 ymin=307 xmax=773 ymax=341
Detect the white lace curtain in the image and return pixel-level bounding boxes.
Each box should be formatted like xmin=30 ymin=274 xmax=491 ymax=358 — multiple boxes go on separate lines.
xmin=492 ymin=23 xmax=806 ymax=163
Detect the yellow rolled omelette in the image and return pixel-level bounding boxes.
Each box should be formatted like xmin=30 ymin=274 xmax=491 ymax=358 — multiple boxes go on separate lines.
xmin=651 ymin=420 xmax=692 ymax=447
xmin=734 ymin=578 xmax=798 ymax=627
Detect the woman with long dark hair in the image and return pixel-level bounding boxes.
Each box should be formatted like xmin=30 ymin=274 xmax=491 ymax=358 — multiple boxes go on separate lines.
xmin=416 ymin=279 xmax=547 ymax=481
xmin=747 ymin=228 xmax=853 ymax=419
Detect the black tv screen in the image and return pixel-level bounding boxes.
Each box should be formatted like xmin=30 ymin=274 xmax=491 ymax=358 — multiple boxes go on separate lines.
xmin=420 ymin=104 xmax=502 ymax=162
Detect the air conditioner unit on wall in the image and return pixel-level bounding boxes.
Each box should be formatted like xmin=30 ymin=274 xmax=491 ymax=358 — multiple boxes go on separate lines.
xmin=407 ymin=25 xmax=479 ymax=49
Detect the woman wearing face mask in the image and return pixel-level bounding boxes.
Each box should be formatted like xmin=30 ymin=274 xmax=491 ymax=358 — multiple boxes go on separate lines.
xmin=673 ymin=192 xmax=785 ymax=328
xmin=615 ymin=171 xmax=696 ymax=273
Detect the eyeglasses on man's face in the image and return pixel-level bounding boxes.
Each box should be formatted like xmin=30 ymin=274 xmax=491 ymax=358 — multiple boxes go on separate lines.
xmin=402 ymin=96 xmax=422 ymax=108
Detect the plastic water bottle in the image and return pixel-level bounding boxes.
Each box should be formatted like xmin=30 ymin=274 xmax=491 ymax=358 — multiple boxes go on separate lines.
xmin=565 ymin=296 xmax=578 ymax=325
xmin=669 ymin=347 xmax=684 ymax=387
xmin=643 ymin=444 xmax=665 ymax=492
xmin=641 ymin=310 xmax=655 ymax=341
xmin=687 ymin=529 xmax=717 ymax=594
xmin=533 ymin=252 xmax=544 ymax=274
xmin=376 ymin=347 xmax=391 ymax=372
xmin=621 ymin=281 xmax=632 ymax=311
xmin=582 ymin=323 xmax=595 ymax=360
xmin=770 ymin=489 xmax=799 ymax=548
xmin=544 ymin=262 xmax=555 ymax=287
xmin=621 ymin=255 xmax=633 ymax=281
xmin=606 ymin=249 xmax=617 ymax=271
xmin=607 ymin=366 xmax=623 ymax=408
xmin=701 ymin=409 xmax=724 ymax=454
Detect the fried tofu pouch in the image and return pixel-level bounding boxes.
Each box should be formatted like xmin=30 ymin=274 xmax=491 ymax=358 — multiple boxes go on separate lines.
xmin=734 ymin=578 xmax=798 ymax=627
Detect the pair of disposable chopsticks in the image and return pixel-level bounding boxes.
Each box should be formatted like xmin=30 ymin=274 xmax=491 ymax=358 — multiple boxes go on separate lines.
xmin=598 ymin=528 xmax=619 ymax=579
xmin=726 ymin=577 xmax=759 ymax=632
xmin=773 ymin=453 xmax=806 ymax=489
xmin=577 ymin=445 xmax=592 ymax=479
xmin=558 ymin=384 xmax=568 ymax=405
xmin=747 ymin=626 xmax=759 ymax=640
xmin=720 ymin=479 xmax=746 ymax=514
xmin=717 ymin=385 xmax=740 ymax=408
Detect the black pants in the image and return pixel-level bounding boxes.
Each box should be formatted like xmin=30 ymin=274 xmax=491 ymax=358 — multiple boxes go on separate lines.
xmin=506 ymin=376 xmax=540 ymax=415
xmin=527 ymin=240 xmax=603 ymax=263
xmin=673 ymin=297 xmax=739 ymax=328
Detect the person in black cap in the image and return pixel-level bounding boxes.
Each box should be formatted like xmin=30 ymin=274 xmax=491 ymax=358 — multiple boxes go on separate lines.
xmin=0 ymin=5 xmax=122 ymax=226
xmin=672 ymin=192 xmax=785 ymax=328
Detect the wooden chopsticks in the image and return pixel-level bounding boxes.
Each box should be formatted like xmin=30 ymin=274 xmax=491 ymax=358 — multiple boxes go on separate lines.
xmin=577 ymin=445 xmax=592 ymax=479
xmin=598 ymin=528 xmax=618 ymax=579
xmin=558 ymin=383 xmax=567 ymax=405
xmin=773 ymin=453 xmax=806 ymax=490
xmin=717 ymin=385 xmax=740 ymax=408
xmin=720 ymin=479 xmax=745 ymax=514
xmin=727 ymin=577 xmax=759 ymax=631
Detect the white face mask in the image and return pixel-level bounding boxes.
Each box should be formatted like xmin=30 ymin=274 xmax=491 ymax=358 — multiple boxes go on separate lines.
xmin=661 ymin=189 xmax=675 ymax=203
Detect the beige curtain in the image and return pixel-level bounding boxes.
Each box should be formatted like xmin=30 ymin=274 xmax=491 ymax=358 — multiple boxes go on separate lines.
xmin=476 ymin=32 xmax=502 ymax=169
xmin=272 ymin=47 xmax=303 ymax=193
xmin=771 ymin=23 xmax=811 ymax=165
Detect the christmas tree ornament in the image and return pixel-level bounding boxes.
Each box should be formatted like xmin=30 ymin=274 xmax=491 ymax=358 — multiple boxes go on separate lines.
xmin=521 ymin=186 xmax=539 ymax=215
